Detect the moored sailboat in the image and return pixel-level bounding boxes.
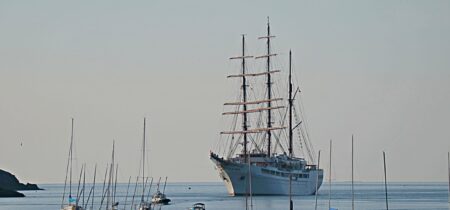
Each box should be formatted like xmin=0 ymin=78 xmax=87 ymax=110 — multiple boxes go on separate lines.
xmin=61 ymin=118 xmax=85 ymax=210
xmin=138 ymin=118 xmax=152 ymax=210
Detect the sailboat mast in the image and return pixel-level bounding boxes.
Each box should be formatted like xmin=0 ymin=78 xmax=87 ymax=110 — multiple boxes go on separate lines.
xmin=265 ymin=17 xmax=273 ymax=157
xmin=156 ymin=177 xmax=161 ymax=191
xmin=328 ymin=139 xmax=332 ymax=210
xmin=113 ymin=164 xmax=118 ymax=207
xmin=146 ymin=178 xmax=154 ymax=203
xmin=123 ymin=176 xmax=131 ymax=210
xmin=99 ymin=164 xmax=108 ymax=209
xmin=76 ymin=164 xmax=84 ymax=207
xmin=162 ymin=176 xmax=168 ymax=194
xmin=314 ymin=150 xmax=321 ymax=210
xmin=288 ymin=51 xmax=293 ymax=156
xmin=91 ymin=164 xmax=96 ymax=210
xmin=82 ymin=163 xmax=86 ymax=207
xmin=107 ymin=141 xmax=115 ymax=209
xmin=70 ymin=118 xmax=74 ymax=198
xmin=383 ymin=151 xmax=389 ymax=210
xmin=62 ymin=118 xmax=74 ymax=208
xmin=241 ymin=35 xmax=249 ymax=161
xmin=352 ymin=135 xmax=355 ymax=210
xmin=142 ymin=118 xmax=146 ymax=202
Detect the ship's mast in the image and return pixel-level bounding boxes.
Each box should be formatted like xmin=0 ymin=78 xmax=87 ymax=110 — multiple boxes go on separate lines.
xmin=288 ymin=51 xmax=293 ymax=156
xmin=265 ymin=18 xmax=273 ymax=157
xmin=288 ymin=50 xmax=293 ymax=210
xmin=241 ymin=35 xmax=249 ymax=161
xmin=224 ymin=28 xmax=285 ymax=156
xmin=256 ymin=17 xmax=278 ymax=157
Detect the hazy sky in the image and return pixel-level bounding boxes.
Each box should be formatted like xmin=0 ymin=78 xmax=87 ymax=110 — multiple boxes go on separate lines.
xmin=1 ymin=1 xmax=449 ymax=184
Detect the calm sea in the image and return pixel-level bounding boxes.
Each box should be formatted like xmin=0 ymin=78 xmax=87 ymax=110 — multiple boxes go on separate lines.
xmin=0 ymin=182 xmax=448 ymax=210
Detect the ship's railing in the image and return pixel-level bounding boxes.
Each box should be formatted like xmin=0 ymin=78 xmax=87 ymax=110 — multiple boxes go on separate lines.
xmin=261 ymin=168 xmax=310 ymax=179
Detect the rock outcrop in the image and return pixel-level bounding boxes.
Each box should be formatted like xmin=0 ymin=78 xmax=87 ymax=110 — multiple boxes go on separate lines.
xmin=0 ymin=188 xmax=25 ymax=197
xmin=0 ymin=169 xmax=42 ymax=197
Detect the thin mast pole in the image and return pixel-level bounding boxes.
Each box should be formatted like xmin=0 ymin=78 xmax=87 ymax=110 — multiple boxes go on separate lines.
xmin=82 ymin=163 xmax=86 ymax=207
xmin=156 ymin=177 xmax=161 ymax=192
xmin=91 ymin=164 xmax=97 ymax=210
xmin=99 ymin=164 xmax=109 ymax=210
xmin=288 ymin=50 xmax=293 ymax=210
xmin=123 ymin=176 xmax=132 ymax=210
xmin=84 ymin=165 xmax=96 ymax=210
xmin=162 ymin=176 xmax=168 ymax=194
xmin=113 ymin=164 xmax=118 ymax=207
xmin=107 ymin=142 xmax=115 ymax=210
xmin=448 ymin=152 xmax=450 ymax=208
xmin=70 ymin=118 xmax=74 ymax=200
xmin=61 ymin=118 xmax=74 ymax=208
xmin=76 ymin=165 xmax=84 ymax=207
xmin=142 ymin=177 xmax=148 ymax=198
xmin=130 ymin=176 xmax=139 ymax=210
xmin=141 ymin=177 xmax=148 ymax=200
xmin=266 ymin=17 xmax=273 ymax=157
xmin=107 ymin=167 xmax=111 ymax=208
xmin=383 ymin=151 xmax=389 ymax=210
xmin=328 ymin=139 xmax=332 ymax=210
xmin=142 ymin=118 xmax=146 ymax=202
xmin=146 ymin=177 xmax=154 ymax=203
xmin=314 ymin=150 xmax=321 ymax=210
xmin=109 ymin=140 xmax=117 ymax=208
xmin=352 ymin=135 xmax=355 ymax=210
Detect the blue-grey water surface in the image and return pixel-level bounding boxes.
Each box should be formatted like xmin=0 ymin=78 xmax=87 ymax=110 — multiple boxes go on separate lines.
xmin=0 ymin=182 xmax=449 ymax=210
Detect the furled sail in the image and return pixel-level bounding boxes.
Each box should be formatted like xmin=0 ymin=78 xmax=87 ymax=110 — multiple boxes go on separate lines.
xmin=220 ymin=126 xmax=286 ymax=135
xmin=255 ymin=53 xmax=277 ymax=59
xmin=229 ymin=55 xmax=253 ymax=60
xmin=222 ymin=106 xmax=284 ymax=115
xmin=227 ymin=70 xmax=280 ymax=78
xmin=224 ymin=98 xmax=283 ymax=106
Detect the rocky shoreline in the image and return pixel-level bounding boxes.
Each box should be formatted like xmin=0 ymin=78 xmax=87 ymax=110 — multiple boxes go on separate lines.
xmin=0 ymin=188 xmax=24 ymax=197
xmin=0 ymin=169 xmax=42 ymax=197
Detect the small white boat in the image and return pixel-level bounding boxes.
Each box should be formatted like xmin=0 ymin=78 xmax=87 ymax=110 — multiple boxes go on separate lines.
xmin=151 ymin=177 xmax=171 ymax=205
xmin=189 ymin=203 xmax=206 ymax=210
xmin=151 ymin=190 xmax=171 ymax=205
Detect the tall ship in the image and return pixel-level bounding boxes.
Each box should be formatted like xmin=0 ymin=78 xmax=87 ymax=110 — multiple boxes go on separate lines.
xmin=210 ymin=19 xmax=323 ymax=196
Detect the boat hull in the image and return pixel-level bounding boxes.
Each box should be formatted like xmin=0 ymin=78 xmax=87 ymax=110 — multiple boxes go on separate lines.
xmin=152 ymin=199 xmax=171 ymax=205
xmin=211 ymin=155 xmax=323 ymax=196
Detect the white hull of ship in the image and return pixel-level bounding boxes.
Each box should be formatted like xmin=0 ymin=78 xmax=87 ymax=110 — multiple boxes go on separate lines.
xmin=211 ymin=158 xmax=323 ymax=196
